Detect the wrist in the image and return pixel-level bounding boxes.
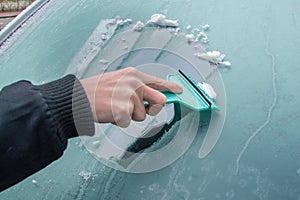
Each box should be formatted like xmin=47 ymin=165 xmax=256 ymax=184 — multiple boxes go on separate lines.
xmin=35 ymin=75 xmax=95 ymax=140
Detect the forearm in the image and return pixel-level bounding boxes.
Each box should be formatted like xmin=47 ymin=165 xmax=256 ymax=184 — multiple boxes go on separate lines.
xmin=0 ymin=75 xmax=94 ymax=191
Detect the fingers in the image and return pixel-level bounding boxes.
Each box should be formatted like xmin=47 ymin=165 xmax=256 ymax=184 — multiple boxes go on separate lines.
xmin=85 ymin=67 xmax=183 ymax=128
xmin=145 ymin=104 xmax=164 ymax=116
xmin=143 ymin=86 xmax=166 ymax=116
xmin=113 ymin=69 xmax=183 ymax=126
xmin=115 ymin=85 xmax=165 ymax=126
xmin=147 ymin=78 xmax=183 ymax=93
xmin=135 ymin=70 xmax=183 ymax=93
xmin=125 ymin=67 xmax=183 ymax=93
xmin=113 ymin=100 xmax=134 ymax=128
xmin=113 ymin=89 xmax=147 ymax=127
xmin=131 ymin=93 xmax=147 ymax=121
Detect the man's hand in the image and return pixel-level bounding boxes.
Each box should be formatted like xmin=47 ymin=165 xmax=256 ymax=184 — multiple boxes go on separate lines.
xmin=80 ymin=67 xmax=183 ymax=128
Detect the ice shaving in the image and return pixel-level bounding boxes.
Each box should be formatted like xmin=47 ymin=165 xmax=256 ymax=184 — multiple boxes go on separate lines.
xmin=146 ymin=14 xmax=179 ymax=27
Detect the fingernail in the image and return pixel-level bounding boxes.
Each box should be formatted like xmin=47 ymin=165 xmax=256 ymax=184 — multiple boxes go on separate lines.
xmin=179 ymin=85 xmax=183 ymax=92
xmin=175 ymin=85 xmax=183 ymax=93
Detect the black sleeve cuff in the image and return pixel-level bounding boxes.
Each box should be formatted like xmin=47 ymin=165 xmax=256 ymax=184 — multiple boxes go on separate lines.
xmin=34 ymin=75 xmax=95 ymax=140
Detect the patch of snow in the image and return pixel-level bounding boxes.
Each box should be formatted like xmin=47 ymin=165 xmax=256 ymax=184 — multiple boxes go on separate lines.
xmin=186 ymin=34 xmax=196 ymax=43
xmin=99 ymin=59 xmax=109 ymax=65
xmin=101 ymin=33 xmax=108 ymax=41
xmin=195 ymin=50 xmax=230 ymax=66
xmin=107 ymin=16 xmax=132 ymax=26
xmin=146 ymin=14 xmax=178 ymax=27
xmin=92 ymin=140 xmax=101 ymax=145
xmin=79 ymin=170 xmax=92 ymax=181
xmin=196 ymin=31 xmax=209 ymax=44
xmin=133 ymin=21 xmax=145 ymax=32
xmin=198 ymin=82 xmax=217 ymax=100
xmin=221 ymin=61 xmax=231 ymax=67
xmin=202 ymin=24 xmax=210 ymax=31
xmin=117 ymin=18 xmax=133 ymax=26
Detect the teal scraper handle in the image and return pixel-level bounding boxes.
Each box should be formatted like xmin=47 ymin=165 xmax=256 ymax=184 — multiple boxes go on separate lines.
xmin=144 ymin=70 xmax=219 ymax=111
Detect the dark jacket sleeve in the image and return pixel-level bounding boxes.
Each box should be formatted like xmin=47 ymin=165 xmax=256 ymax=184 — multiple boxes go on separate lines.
xmin=0 ymin=75 xmax=95 ymax=192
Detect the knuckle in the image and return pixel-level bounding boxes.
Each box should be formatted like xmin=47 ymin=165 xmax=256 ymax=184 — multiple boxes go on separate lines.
xmin=125 ymin=67 xmax=136 ymax=74
xmin=131 ymin=93 xmax=138 ymax=102
xmin=114 ymin=106 xmax=132 ymax=128
xmin=117 ymin=102 xmax=134 ymax=118
xmin=153 ymin=76 xmax=164 ymax=86
xmin=118 ymin=106 xmax=130 ymax=117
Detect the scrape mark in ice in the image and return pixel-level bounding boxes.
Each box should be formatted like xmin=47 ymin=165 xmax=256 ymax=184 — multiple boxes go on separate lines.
xmin=101 ymin=169 xmax=118 ymax=199
xmin=235 ymin=47 xmax=277 ymax=174
xmin=160 ymin=156 xmax=190 ymax=200
xmin=65 ymin=17 xmax=122 ymax=76
xmin=174 ymin=183 xmax=190 ymax=200
xmin=292 ymin=12 xmax=300 ymax=31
